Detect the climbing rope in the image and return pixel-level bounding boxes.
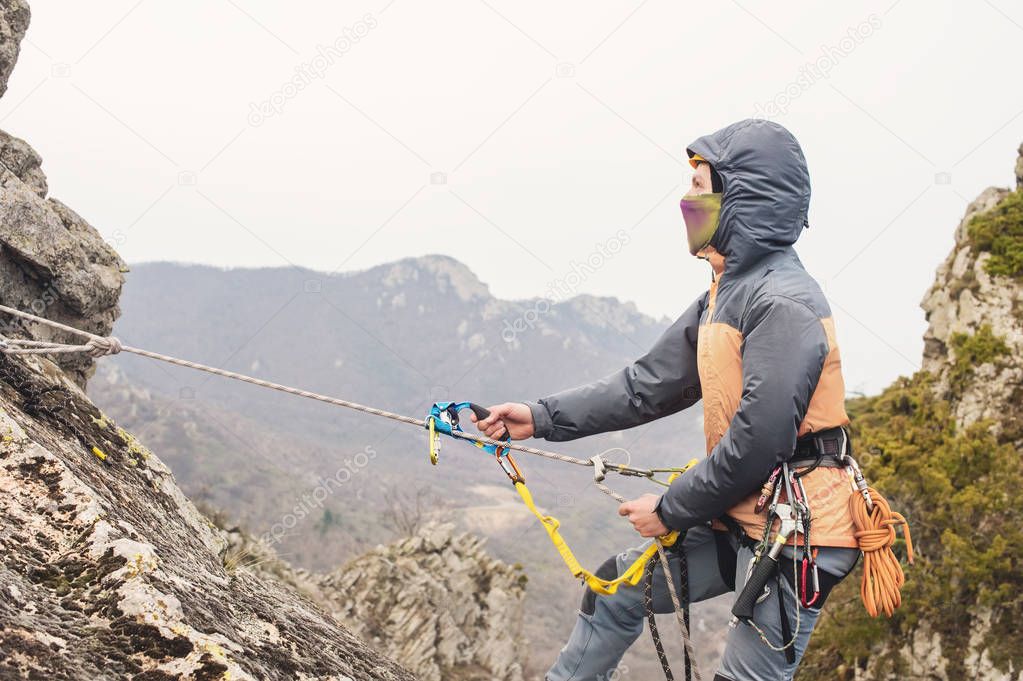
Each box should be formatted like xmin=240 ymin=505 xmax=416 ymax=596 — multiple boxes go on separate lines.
xmin=644 ymin=561 xmax=675 ymax=681
xmin=0 ymin=303 xmax=658 ymax=479
xmin=850 ymin=487 xmax=914 ymax=617
xmin=596 ymin=478 xmax=701 ymax=681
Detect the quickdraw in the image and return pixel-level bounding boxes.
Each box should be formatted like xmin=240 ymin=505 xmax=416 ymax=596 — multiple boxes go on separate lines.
xmin=425 ymin=400 xmax=697 ymax=595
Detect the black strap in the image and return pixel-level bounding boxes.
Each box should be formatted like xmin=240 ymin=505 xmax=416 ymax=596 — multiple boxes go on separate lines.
xmin=713 ymin=529 xmax=738 ymax=591
xmin=791 ymin=425 xmax=848 ymax=462
xmin=778 ymin=553 xmax=854 ymax=611
xmin=716 ymin=514 xmax=757 ymax=550
xmin=776 ymin=572 xmax=796 ymax=664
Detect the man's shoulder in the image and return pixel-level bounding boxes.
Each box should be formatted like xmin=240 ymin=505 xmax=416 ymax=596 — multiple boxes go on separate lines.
xmin=741 ymin=257 xmax=831 ymax=325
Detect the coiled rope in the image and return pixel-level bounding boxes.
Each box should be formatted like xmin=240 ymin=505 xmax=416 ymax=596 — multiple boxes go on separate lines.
xmin=850 ymin=487 xmax=914 ymax=617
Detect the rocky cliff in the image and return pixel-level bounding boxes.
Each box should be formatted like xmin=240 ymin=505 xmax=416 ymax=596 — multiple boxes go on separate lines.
xmin=801 ymin=146 xmax=1023 ymax=680
xmin=920 ymin=154 xmax=1023 ymax=443
xmin=314 ymin=522 xmax=526 ymax=681
xmin=0 ymin=350 xmax=417 ymax=680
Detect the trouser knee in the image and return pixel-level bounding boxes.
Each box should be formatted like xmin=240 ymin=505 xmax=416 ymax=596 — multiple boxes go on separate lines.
xmin=580 ymin=554 xmax=620 ymax=616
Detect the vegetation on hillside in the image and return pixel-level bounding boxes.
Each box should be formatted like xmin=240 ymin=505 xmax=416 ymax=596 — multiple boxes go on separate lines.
xmin=968 ymin=188 xmax=1023 ymax=279
xmin=799 ymin=367 xmax=1023 ymax=679
xmin=947 ymin=323 xmax=1010 ymax=396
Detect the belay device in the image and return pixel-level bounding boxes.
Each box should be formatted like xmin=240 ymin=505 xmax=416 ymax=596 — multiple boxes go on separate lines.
xmin=426 ymin=401 xmax=523 ymax=482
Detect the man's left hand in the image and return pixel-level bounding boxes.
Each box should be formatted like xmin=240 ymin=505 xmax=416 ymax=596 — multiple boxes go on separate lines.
xmin=618 ymin=494 xmax=669 ymax=538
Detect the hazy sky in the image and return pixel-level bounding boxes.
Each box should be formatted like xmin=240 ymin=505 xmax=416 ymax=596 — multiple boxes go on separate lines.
xmin=3 ymin=1 xmax=1021 ymax=395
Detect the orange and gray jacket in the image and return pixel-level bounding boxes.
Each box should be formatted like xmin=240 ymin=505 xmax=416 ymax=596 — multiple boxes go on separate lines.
xmin=526 ymin=119 xmax=857 ymax=548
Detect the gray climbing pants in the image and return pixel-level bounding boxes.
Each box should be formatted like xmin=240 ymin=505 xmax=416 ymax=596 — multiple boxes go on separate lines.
xmin=546 ymin=525 xmax=860 ymax=681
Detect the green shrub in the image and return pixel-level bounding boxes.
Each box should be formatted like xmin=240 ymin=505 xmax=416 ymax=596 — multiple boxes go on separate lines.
xmin=947 ymin=324 xmax=1010 ymax=395
xmin=968 ymin=189 xmax=1023 ymax=279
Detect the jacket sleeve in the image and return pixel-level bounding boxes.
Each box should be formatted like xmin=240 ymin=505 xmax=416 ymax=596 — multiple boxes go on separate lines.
xmin=524 ymin=292 xmax=708 ymax=442
xmin=655 ymin=292 xmax=829 ymax=531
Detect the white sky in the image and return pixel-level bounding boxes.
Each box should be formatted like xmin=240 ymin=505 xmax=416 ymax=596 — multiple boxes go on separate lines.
xmin=3 ymin=0 xmax=1021 ymax=396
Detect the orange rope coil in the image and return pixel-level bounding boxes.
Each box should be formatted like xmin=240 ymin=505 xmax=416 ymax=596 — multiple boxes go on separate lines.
xmin=849 ymin=487 xmax=914 ymax=617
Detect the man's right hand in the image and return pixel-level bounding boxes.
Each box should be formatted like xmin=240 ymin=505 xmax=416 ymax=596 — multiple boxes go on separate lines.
xmin=471 ymin=402 xmax=535 ymax=441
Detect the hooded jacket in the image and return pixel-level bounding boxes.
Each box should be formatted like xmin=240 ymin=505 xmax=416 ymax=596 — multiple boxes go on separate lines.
xmin=526 ymin=119 xmax=857 ymax=548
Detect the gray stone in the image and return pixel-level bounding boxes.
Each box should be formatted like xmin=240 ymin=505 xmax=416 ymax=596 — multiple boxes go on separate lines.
xmin=313 ymin=521 xmax=526 ymax=681
xmin=904 ymin=142 xmax=1023 ymax=680
xmin=0 ymin=0 xmax=28 ymax=98
xmin=0 ymin=130 xmax=127 ymax=388
xmin=0 ymin=128 xmax=46 ymax=196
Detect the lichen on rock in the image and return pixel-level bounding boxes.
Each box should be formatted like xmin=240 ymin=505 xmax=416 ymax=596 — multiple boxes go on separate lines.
xmin=0 ymin=349 xmax=418 ymax=680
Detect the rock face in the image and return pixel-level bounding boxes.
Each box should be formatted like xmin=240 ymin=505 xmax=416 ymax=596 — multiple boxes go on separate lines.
xmin=313 ymin=522 xmax=526 ymax=681
xmin=0 ymin=7 xmax=529 ymax=679
xmin=919 ymin=149 xmax=1023 ymax=442
xmin=0 ymin=351 xmax=416 ymax=680
xmin=0 ymin=126 xmax=127 ymax=389
xmin=0 ymin=0 xmax=28 ymax=98
xmin=1016 ymin=142 xmax=1023 ymax=189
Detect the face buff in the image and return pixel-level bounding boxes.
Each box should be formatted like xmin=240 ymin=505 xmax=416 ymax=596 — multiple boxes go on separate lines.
xmin=679 ymin=192 xmax=722 ymax=255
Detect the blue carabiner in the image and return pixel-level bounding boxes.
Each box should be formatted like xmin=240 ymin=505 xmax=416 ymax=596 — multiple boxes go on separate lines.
xmin=425 ymin=400 xmax=520 ymax=473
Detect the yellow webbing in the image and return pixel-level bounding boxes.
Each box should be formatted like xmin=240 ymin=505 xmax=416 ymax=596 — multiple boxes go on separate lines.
xmin=514 ymin=481 xmax=679 ymax=596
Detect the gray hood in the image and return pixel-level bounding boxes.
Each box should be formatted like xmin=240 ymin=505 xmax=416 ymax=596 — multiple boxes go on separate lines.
xmin=686 ymin=119 xmax=811 ymax=274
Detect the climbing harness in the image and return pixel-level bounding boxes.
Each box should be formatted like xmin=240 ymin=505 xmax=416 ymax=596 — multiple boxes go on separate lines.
xmin=0 ymin=302 xmax=705 ymax=680
xmin=728 ymin=426 xmax=914 ymax=661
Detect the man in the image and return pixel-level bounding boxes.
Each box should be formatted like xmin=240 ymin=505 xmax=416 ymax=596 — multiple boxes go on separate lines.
xmin=475 ymin=119 xmax=861 ymax=681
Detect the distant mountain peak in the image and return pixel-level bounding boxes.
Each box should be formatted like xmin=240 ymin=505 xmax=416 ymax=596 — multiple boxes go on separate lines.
xmin=561 ymin=294 xmax=657 ymax=334
xmin=370 ymin=254 xmax=491 ymax=302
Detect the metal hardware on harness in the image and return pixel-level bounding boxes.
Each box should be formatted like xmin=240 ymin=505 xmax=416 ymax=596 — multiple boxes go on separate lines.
xmin=730 ymin=499 xmax=798 ymax=627
xmin=789 ymin=469 xmax=819 ymax=608
xmin=730 ymin=461 xmax=806 ymax=664
xmin=754 ymin=466 xmax=782 ymax=514
xmin=835 ymin=428 xmax=874 ymax=513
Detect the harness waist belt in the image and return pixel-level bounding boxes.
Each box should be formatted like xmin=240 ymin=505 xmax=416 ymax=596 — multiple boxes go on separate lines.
xmin=788 ymin=426 xmax=848 ymax=469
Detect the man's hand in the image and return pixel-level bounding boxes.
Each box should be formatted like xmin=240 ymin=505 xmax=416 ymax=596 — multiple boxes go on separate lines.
xmin=471 ymin=402 xmax=535 ymax=441
xmin=619 ymin=494 xmax=670 ymax=538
